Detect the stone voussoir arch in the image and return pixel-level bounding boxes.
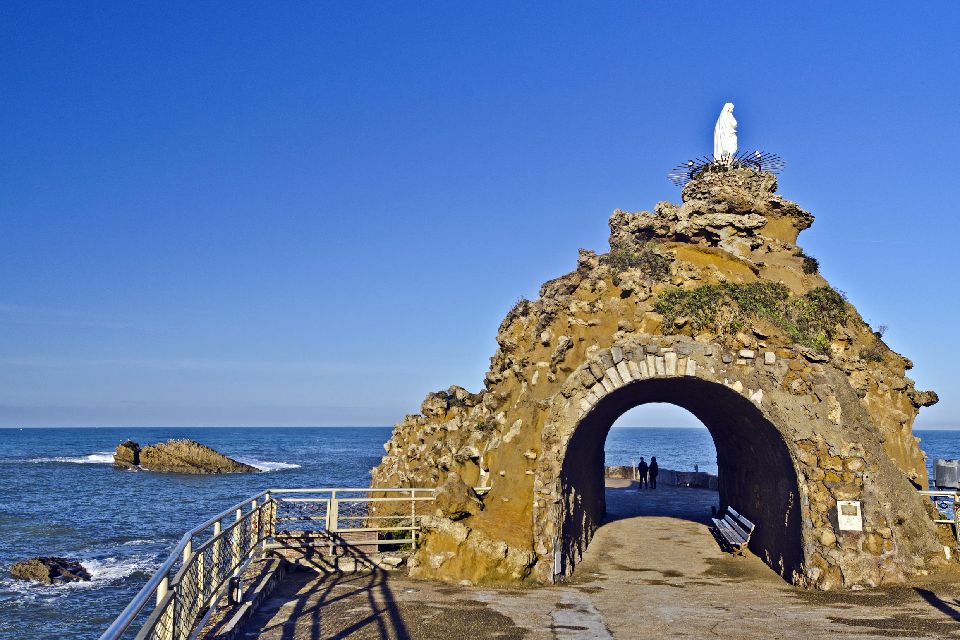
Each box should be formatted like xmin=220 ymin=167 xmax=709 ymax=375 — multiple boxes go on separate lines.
xmin=532 ymin=333 xmax=941 ymax=589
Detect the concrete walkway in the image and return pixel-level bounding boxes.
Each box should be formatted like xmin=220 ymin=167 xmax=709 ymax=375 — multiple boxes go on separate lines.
xmin=241 ymin=480 xmax=960 ymax=639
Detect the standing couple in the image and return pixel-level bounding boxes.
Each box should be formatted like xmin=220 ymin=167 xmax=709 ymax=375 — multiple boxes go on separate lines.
xmin=637 ymin=456 xmax=659 ymax=489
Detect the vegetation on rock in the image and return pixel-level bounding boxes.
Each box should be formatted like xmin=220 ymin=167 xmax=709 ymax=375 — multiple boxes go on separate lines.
xmin=794 ymin=248 xmax=820 ymax=274
xmin=654 ymin=282 xmax=848 ymax=353
xmin=601 ymin=241 xmax=672 ymax=282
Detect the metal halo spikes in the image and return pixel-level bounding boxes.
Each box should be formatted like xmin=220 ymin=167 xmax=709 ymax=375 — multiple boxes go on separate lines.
xmin=667 ymin=150 xmax=785 ymax=187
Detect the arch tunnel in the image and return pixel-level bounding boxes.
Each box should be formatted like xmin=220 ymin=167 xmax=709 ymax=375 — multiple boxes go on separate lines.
xmin=554 ymin=376 xmax=803 ymax=581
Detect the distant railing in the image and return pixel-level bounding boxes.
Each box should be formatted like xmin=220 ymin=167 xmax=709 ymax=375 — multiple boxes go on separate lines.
xmin=920 ymin=490 xmax=960 ymax=541
xmin=98 ymin=487 xmax=451 ymax=640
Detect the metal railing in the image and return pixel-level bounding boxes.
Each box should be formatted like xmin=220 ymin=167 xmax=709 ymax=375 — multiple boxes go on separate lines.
xmin=920 ymin=490 xmax=960 ymax=541
xmin=98 ymin=487 xmax=443 ymax=640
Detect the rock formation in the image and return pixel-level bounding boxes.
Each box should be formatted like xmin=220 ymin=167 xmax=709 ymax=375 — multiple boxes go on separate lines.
xmin=11 ymin=557 xmax=91 ymax=585
xmin=371 ymin=166 xmax=943 ymax=590
xmin=113 ymin=439 xmax=260 ymax=474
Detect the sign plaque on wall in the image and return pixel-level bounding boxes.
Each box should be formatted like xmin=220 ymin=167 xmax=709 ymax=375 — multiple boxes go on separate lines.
xmin=836 ymin=500 xmax=864 ymax=532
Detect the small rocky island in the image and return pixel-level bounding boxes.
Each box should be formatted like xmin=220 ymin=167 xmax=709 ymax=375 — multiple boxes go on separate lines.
xmin=11 ymin=557 xmax=91 ymax=585
xmin=114 ymin=439 xmax=260 ymax=474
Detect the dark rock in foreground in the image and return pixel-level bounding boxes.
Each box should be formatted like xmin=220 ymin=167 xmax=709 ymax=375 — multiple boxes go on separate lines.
xmin=113 ymin=439 xmax=260 ymax=474
xmin=11 ymin=557 xmax=91 ymax=585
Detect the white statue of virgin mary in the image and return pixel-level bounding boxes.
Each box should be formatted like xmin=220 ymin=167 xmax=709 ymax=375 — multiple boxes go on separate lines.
xmin=713 ymin=102 xmax=737 ymax=164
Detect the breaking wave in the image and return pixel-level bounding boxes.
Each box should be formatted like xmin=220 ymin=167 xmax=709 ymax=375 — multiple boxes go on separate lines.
xmin=0 ymin=554 xmax=158 ymax=600
xmin=233 ymin=457 xmax=301 ymax=472
xmin=26 ymin=452 xmax=114 ymax=464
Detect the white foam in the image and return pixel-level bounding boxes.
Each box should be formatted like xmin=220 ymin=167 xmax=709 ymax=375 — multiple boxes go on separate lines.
xmin=233 ymin=457 xmax=301 ymax=472
xmin=120 ymin=538 xmax=159 ymax=547
xmin=27 ymin=451 xmax=114 ymax=464
xmin=82 ymin=555 xmax=157 ymax=584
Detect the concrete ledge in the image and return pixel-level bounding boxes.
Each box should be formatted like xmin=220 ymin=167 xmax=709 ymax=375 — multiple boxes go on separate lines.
xmin=198 ymin=557 xmax=288 ymax=640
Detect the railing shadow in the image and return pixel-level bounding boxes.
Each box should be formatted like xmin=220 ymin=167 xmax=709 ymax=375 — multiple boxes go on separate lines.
xmin=249 ymin=529 xmax=410 ymax=640
xmin=915 ymin=587 xmax=960 ymax=622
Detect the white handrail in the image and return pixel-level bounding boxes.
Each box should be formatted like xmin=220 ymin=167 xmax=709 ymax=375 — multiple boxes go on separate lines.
xmin=98 ymin=486 xmax=461 ymax=640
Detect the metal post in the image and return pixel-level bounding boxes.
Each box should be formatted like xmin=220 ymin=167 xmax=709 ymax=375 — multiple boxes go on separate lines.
xmin=251 ymin=497 xmax=258 ymax=540
xmin=157 ymin=574 xmax=169 ymax=605
xmin=411 ymin=489 xmax=417 ymax=550
xmin=155 ymin=573 xmax=174 ymax=640
xmin=209 ymin=520 xmax=221 ymax=608
xmin=182 ymin=538 xmax=198 ymax=623
xmin=953 ymin=493 xmax=959 ymax=543
xmin=232 ymin=508 xmax=242 ymax=577
xmin=328 ymin=491 xmax=339 ymax=555
xmin=196 ymin=542 xmax=205 ymax=607
xmin=262 ymin=492 xmax=272 ymax=551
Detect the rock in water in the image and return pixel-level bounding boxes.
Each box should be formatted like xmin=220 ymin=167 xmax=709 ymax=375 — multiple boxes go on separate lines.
xmin=113 ymin=439 xmax=260 ymax=474
xmin=113 ymin=439 xmax=141 ymax=469
xmin=11 ymin=557 xmax=91 ymax=584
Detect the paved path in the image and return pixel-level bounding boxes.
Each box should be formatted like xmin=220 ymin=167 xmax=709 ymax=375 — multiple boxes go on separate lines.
xmin=242 ymin=481 xmax=960 ymax=639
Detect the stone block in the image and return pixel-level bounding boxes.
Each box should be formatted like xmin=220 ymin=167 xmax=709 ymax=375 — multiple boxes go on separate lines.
xmin=600 ymin=377 xmax=615 ymax=393
xmin=739 ymin=349 xmax=756 ymax=359
xmin=664 ymin=352 xmax=678 ymax=375
xmin=588 ymin=362 xmax=605 ymax=380
xmin=722 ymin=354 xmax=733 ymax=364
xmin=645 ymin=344 xmax=659 ymax=354
xmin=655 ymin=356 xmax=665 ymax=376
xmin=638 ymin=359 xmax=649 ymax=377
xmin=605 ymin=366 xmax=623 ymax=387
xmin=627 ymin=359 xmax=641 ymax=379
xmin=646 ymin=354 xmax=656 ymax=375
xmin=685 ymin=359 xmax=698 ymax=376
xmin=611 ymin=345 xmax=623 ymax=363
xmin=764 ymin=351 xmax=776 ymax=365
xmin=616 ymin=360 xmax=632 ymax=383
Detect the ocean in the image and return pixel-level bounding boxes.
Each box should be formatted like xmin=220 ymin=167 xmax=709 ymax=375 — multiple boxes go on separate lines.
xmin=0 ymin=426 xmax=957 ymax=639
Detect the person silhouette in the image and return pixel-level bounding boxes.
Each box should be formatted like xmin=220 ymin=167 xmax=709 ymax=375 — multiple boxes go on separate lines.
xmin=637 ymin=457 xmax=649 ymax=490
xmin=649 ymin=456 xmax=659 ymax=489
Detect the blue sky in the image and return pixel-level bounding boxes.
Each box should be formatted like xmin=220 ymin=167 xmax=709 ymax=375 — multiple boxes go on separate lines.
xmin=1 ymin=3 xmax=958 ymax=428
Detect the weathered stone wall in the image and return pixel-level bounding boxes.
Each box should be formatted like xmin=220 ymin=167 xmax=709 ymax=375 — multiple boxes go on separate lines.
xmin=371 ymin=167 xmax=942 ymax=589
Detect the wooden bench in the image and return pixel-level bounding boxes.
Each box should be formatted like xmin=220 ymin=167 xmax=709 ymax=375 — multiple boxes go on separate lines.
xmin=711 ymin=506 xmax=755 ymax=555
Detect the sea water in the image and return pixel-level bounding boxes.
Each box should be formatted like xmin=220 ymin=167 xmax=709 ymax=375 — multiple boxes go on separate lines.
xmin=0 ymin=426 xmax=956 ymax=639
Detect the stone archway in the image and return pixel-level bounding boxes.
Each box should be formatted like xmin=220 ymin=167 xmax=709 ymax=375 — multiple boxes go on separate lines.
xmin=372 ymin=168 xmax=944 ymax=590
xmin=541 ymin=346 xmax=803 ymax=582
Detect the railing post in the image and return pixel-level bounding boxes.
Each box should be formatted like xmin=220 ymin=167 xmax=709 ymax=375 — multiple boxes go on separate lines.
xmin=262 ymin=492 xmax=272 ymax=551
xmin=179 ymin=539 xmax=193 ymax=639
xmin=411 ymin=489 xmax=418 ymax=550
xmin=328 ymin=491 xmax=339 ymax=555
xmin=154 ymin=572 xmax=174 ymax=640
xmin=954 ymin=492 xmax=960 ymax=542
xmin=232 ymin=507 xmax=242 ymax=577
xmin=209 ymin=520 xmax=222 ymax=608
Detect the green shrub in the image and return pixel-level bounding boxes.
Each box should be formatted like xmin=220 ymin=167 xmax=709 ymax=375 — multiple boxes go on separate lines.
xmin=653 ymin=282 xmax=848 ymax=353
xmin=794 ymin=249 xmax=820 ymax=274
xmin=602 ymin=242 xmax=672 ymax=282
